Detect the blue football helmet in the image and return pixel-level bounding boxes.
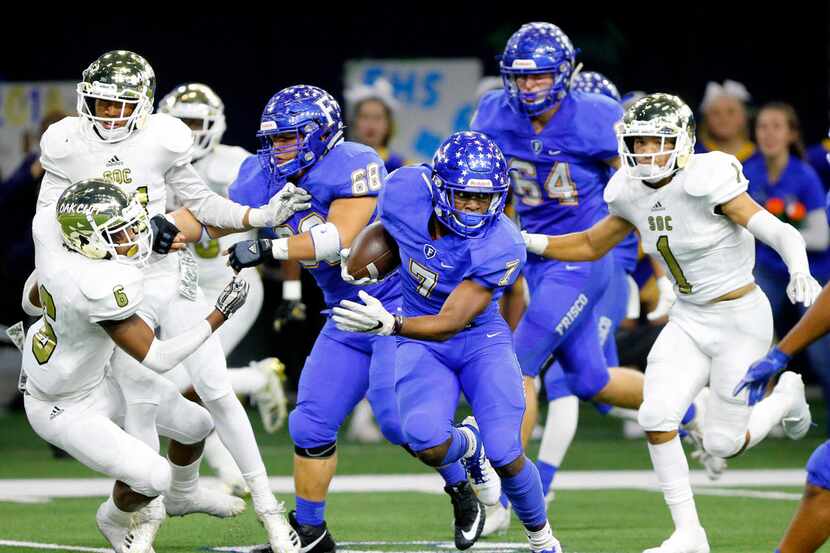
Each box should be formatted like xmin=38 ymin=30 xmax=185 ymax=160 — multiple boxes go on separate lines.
xmin=500 ymin=22 xmax=576 ymax=116
xmin=256 ymin=85 xmax=344 ymax=183
xmin=571 ymin=71 xmax=621 ymax=102
xmin=430 ymin=131 xmax=509 ymax=238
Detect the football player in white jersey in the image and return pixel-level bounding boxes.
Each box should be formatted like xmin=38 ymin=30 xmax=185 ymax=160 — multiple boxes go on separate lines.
xmin=23 ymin=180 xmax=250 ymax=553
xmin=158 ymin=83 xmax=287 ymax=496
xmin=522 ymin=93 xmax=820 ymax=553
xmin=35 ymin=51 xmax=305 ymax=553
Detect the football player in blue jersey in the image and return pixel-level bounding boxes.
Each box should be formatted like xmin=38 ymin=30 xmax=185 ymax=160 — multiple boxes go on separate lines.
xmin=471 ymin=21 xmax=649 ymax=511
xmin=224 ymin=85 xmax=426 ymax=552
xmin=332 ymin=131 xmax=561 ymax=553
xmin=736 ymin=283 xmax=830 ymax=553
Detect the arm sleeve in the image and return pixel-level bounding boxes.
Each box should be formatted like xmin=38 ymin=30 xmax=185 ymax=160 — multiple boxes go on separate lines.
xmin=141 ymin=320 xmax=212 ymax=374
xmin=165 ymin=162 xmax=249 ymax=229
xmin=801 ymin=209 xmax=830 ymax=251
xmin=747 ymin=209 xmax=810 ymax=275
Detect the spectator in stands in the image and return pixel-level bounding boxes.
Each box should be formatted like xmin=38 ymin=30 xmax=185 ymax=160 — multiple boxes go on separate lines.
xmin=0 ymin=110 xmax=66 ymax=326
xmin=806 ymin=126 xmax=830 ymax=191
xmin=345 ymin=79 xmax=409 ymax=173
xmin=696 ymin=79 xmax=756 ymax=161
xmin=744 ymin=102 xmax=830 ymax=430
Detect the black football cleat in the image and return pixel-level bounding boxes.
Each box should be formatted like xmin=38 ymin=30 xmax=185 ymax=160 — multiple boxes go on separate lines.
xmin=288 ymin=510 xmax=336 ymax=553
xmin=445 ymin=480 xmax=485 ymax=550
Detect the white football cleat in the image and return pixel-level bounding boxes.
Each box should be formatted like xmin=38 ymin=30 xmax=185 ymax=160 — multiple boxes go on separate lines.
xmin=122 ymin=497 xmax=165 ymax=553
xmin=682 ymin=388 xmax=727 ymax=481
xmin=257 ymin=501 xmax=301 ymax=553
xmin=480 ymin=501 xmax=511 ymax=537
xmin=252 ymin=358 xmax=288 ymax=434
xmin=776 ymin=371 xmax=812 ymax=440
xmin=460 ymin=416 xmax=502 ymax=506
xmin=96 ymin=501 xmax=156 ymax=553
xmin=526 ymin=520 xmax=561 ymax=553
xmin=165 ymin=487 xmax=246 ymax=518
xmin=643 ymin=526 xmax=709 ymax=553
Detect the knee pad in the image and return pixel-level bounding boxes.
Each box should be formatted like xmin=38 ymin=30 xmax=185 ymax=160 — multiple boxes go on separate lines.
xmin=401 ymin=411 xmax=447 ymax=452
xmin=481 ymin=432 xmax=523 ymax=469
xmin=638 ymin=398 xmax=675 ymax=432
xmin=288 ymin=407 xmax=337 ymax=450
xmin=131 ymin=457 xmax=171 ymax=497
xmin=703 ymin=429 xmax=744 ymax=458
xmin=294 ymin=442 xmax=337 ymax=459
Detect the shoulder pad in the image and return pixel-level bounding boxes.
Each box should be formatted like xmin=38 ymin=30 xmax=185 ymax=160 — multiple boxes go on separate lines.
xmin=682 ymin=151 xmax=741 ymax=197
xmin=150 ymin=113 xmax=193 ymax=154
xmin=470 ymin=90 xmax=507 ymax=132
xmin=603 ymin=169 xmax=628 ymax=204
xmin=203 ymin=146 xmax=252 ymax=188
xmin=40 ymin=117 xmax=79 ymax=160
xmin=79 ymin=261 xmax=143 ymax=300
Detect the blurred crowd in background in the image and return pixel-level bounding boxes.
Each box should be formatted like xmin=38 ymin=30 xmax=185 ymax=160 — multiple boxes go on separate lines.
xmin=1 ymin=12 xmax=830 ymax=440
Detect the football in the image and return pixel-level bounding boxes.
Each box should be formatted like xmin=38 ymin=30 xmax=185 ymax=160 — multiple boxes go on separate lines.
xmin=346 ymin=221 xmax=401 ymax=281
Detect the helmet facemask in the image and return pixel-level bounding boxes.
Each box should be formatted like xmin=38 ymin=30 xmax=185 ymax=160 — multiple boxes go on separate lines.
xmin=77 ymin=81 xmax=152 ymax=143
xmin=431 ymin=176 xmax=507 ymax=238
xmin=257 ymin=122 xmax=321 ymax=183
xmin=617 ymin=123 xmax=693 ymax=184
xmin=501 ymin=66 xmax=571 ymax=116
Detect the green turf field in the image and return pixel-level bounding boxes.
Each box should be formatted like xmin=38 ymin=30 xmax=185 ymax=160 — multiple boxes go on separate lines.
xmin=0 ymin=402 xmax=827 ymax=552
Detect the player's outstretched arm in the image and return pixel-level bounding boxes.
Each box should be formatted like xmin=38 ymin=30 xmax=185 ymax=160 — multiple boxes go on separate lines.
xmin=226 ymin=197 xmax=376 ymax=271
xmin=99 ymin=277 xmax=249 ymax=373
xmin=778 ymin=281 xmax=830 ymax=357
xmin=332 ymin=280 xmax=492 ymax=341
xmin=523 ymin=215 xmax=634 ymax=261
xmin=722 ymin=192 xmax=822 ymax=307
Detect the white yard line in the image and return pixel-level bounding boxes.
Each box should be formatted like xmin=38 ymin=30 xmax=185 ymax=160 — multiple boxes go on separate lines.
xmin=0 ymin=469 xmax=807 ymax=500
xmin=0 ymin=540 xmax=111 ymax=552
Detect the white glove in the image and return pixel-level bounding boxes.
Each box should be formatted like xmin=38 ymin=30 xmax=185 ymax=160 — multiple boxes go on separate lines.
xmin=787 ymin=272 xmax=822 ymax=307
xmin=248 ymin=182 xmax=312 ymax=228
xmin=339 ymin=248 xmax=378 ymax=286
xmin=522 ymin=231 xmax=549 ymax=256
xmin=216 ymin=276 xmax=250 ymax=319
xmin=647 ymin=275 xmax=676 ymax=321
xmin=332 ymin=290 xmax=395 ymax=335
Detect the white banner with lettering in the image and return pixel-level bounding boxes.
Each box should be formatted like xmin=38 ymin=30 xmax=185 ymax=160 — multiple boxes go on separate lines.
xmin=344 ymin=59 xmax=482 ymax=163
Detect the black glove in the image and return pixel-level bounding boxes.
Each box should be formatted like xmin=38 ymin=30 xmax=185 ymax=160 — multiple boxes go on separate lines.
xmin=227 ymin=239 xmax=272 ymax=272
xmin=149 ymin=215 xmax=180 ymax=255
xmin=273 ymin=299 xmax=307 ymax=332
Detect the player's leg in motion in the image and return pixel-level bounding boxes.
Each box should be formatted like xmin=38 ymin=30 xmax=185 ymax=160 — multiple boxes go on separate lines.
xmin=395 ymin=341 xmax=484 ymax=550
xmin=159 ymin=290 xmax=298 ymax=552
xmin=24 ymin=378 xmax=171 ymax=553
xmin=287 ymin=332 xmax=374 ymax=552
xmin=704 ymin=291 xmax=809 ymax=459
xmin=777 ymin=441 xmax=830 ymax=553
xmin=110 ymin=349 xmax=246 ymax=520
xmin=460 ymin=332 xmax=559 ymax=553
xmin=639 ymin=321 xmax=711 ymax=553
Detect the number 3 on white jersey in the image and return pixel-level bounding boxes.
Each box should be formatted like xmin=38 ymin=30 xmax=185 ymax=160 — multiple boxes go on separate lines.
xmin=509 ymin=159 xmax=578 ymax=206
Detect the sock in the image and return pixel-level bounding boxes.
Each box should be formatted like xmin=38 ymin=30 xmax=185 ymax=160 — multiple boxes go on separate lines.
xmin=747 ymin=390 xmax=793 ymax=448
xmin=168 ymin=455 xmax=201 ymax=496
xmin=647 ymin=436 xmax=700 ymax=530
xmin=437 ymin=461 xmax=467 ymax=486
xmin=535 ymin=461 xmax=558 ymax=496
xmin=440 ymin=426 xmax=474 ymax=465
xmin=228 ymin=367 xmax=268 ymax=396
xmin=101 ymin=495 xmax=132 ymax=525
xmin=500 ymin=458 xmax=547 ymax=529
xmin=499 ymin=492 xmax=509 ymax=508
xmin=244 ymin=469 xmax=277 ymax=513
xmin=205 ymin=393 xmax=266 ymax=475
xmin=296 ymin=496 xmax=326 ymax=526
xmin=203 ymin=431 xmax=244 ymax=481
xmin=538 ymin=396 xmax=578 ymax=477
